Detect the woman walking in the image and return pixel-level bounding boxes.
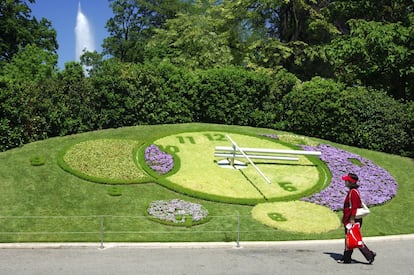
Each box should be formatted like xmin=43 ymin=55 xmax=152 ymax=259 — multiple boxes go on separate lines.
xmin=337 ymin=173 xmax=376 ymax=264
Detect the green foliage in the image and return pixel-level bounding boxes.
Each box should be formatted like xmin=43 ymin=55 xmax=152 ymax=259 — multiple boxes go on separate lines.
xmin=326 ymin=0 xmax=413 ymax=31
xmin=145 ymin=1 xmax=234 ymax=69
xmin=0 ymin=81 xmax=49 ymax=151
xmin=0 ymin=44 xmax=58 ymax=84
xmin=196 ymin=66 xmax=256 ymax=125
xmin=271 ymin=0 xmax=335 ymax=43
xmin=89 ymin=60 xmax=198 ymax=127
xmin=335 ymin=87 xmax=410 ymax=155
xmin=80 ymin=51 xmax=105 ymax=76
xmin=281 ymin=77 xmax=411 ymax=155
xmin=0 ymin=47 xmax=58 ymax=149
xmin=0 ymin=0 xmax=58 ymax=67
xmin=1 ymin=59 xmax=411 ymax=157
xmin=195 ymin=66 xmax=298 ymax=127
xmin=42 ymin=62 xmax=96 ymax=136
xmin=326 ymin=19 xmax=414 ymax=100
xmin=244 ymin=38 xmax=293 ymax=69
xmin=145 ymin=62 xmax=199 ymax=124
xmin=101 ymin=0 xmax=413 ymax=98
xmin=405 ymin=101 xmax=414 ymax=157
xmin=103 ymin=0 xmax=190 ymax=62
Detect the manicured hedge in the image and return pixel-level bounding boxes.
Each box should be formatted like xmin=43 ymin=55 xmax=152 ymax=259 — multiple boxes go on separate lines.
xmin=0 ymin=62 xmax=412 ymax=157
xmin=88 ymin=61 xmax=199 ymax=127
xmin=281 ymin=77 xmax=411 ymax=156
xmin=195 ymin=66 xmax=298 ymax=128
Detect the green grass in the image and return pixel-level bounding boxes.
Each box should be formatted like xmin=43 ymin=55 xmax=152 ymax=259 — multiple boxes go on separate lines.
xmin=0 ymin=123 xmax=413 ymax=242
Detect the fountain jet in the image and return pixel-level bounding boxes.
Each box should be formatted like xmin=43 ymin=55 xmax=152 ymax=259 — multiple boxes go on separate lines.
xmin=75 ymin=1 xmax=95 ymax=61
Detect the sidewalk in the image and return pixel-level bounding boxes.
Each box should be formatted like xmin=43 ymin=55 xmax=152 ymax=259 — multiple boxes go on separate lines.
xmin=0 ymin=234 xmax=413 ymax=275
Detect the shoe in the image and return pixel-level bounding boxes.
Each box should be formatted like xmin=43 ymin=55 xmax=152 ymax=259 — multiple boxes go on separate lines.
xmin=337 ymin=259 xmax=351 ymax=264
xmin=368 ymin=252 xmax=376 ymax=264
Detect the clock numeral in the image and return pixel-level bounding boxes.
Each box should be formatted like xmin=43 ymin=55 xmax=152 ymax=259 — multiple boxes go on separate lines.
xmin=159 ymin=145 xmax=180 ymax=154
xmin=204 ymin=133 xmax=226 ymax=141
xmin=176 ymin=136 xmax=196 ymax=144
xmin=279 ymin=182 xmax=297 ymax=192
xmin=268 ymin=212 xmax=287 ymax=222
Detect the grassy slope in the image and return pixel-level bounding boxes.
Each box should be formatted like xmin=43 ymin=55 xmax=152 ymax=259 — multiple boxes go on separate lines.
xmin=0 ymin=123 xmax=413 ymax=242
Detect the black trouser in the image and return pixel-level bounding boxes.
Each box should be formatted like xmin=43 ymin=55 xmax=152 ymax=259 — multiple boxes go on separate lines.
xmin=343 ymin=220 xmax=375 ymax=263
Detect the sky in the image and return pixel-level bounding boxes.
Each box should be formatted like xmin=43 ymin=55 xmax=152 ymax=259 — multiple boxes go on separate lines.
xmin=30 ymin=0 xmax=113 ymax=69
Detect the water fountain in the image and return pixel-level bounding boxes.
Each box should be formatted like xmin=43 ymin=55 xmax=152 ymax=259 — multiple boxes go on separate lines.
xmin=75 ymin=1 xmax=95 ymax=61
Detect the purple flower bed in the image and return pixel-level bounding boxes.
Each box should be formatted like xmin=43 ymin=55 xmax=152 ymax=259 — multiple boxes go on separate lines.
xmin=147 ymin=199 xmax=209 ymax=223
xmin=301 ymin=144 xmax=398 ymax=211
xmin=145 ymin=144 xmax=174 ymax=175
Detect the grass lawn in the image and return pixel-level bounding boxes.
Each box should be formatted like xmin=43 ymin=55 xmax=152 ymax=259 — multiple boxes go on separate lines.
xmin=0 ymin=123 xmax=413 ymax=242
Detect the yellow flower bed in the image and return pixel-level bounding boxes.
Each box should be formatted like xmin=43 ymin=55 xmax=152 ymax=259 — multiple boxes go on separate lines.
xmin=251 ymin=201 xmax=340 ymax=234
xmin=63 ymin=139 xmax=146 ymax=182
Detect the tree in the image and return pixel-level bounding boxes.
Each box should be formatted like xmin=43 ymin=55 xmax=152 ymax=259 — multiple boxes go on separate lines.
xmin=103 ymin=0 xmax=190 ymax=62
xmin=218 ymin=1 xmax=337 ymax=79
xmin=326 ymin=0 xmax=414 ymax=33
xmin=325 ymin=19 xmax=414 ymax=101
xmin=48 ymin=62 xmax=96 ymax=136
xmin=145 ymin=1 xmax=233 ymax=69
xmin=80 ymin=50 xmax=105 ymax=76
xmin=0 ymin=0 xmax=58 ymax=67
xmin=0 ymin=44 xmax=58 ymax=84
xmin=241 ymin=0 xmax=336 ymax=44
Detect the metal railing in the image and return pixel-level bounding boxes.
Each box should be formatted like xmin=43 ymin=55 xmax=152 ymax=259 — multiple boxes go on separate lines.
xmin=0 ymin=215 xmax=275 ymax=247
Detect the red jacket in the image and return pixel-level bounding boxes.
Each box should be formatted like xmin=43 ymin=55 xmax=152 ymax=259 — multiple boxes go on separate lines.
xmin=343 ymin=188 xmax=362 ymax=225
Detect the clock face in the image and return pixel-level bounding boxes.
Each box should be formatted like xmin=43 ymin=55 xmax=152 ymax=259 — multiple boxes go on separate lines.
xmin=150 ymin=131 xmax=324 ymax=204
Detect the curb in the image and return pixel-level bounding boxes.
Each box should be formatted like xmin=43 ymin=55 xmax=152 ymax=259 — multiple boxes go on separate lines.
xmin=1 ymin=234 xmax=413 ymax=249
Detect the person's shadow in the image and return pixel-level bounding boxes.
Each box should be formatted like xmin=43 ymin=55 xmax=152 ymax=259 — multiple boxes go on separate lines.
xmin=324 ymin=252 xmax=366 ymax=264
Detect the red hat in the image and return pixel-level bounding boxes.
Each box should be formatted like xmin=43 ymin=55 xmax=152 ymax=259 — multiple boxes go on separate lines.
xmin=342 ymin=173 xmax=359 ymax=184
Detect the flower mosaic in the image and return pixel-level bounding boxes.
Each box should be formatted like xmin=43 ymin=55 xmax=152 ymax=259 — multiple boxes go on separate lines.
xmin=144 ymin=136 xmax=397 ymax=213
xmin=300 ymin=144 xmax=398 ymax=211
xmin=147 ymin=199 xmax=209 ymax=224
xmin=144 ymin=144 xmax=174 ymax=175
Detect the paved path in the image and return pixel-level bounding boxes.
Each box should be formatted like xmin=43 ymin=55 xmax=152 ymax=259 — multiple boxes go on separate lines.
xmin=0 ymin=235 xmax=413 ymax=275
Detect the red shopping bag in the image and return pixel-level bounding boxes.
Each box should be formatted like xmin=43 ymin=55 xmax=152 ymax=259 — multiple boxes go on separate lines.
xmin=346 ymin=223 xmax=364 ymax=249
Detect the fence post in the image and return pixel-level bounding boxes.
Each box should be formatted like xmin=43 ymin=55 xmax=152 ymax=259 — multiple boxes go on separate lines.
xmin=100 ymin=215 xmax=104 ymax=249
xmin=236 ymin=215 xmax=240 ymax=248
